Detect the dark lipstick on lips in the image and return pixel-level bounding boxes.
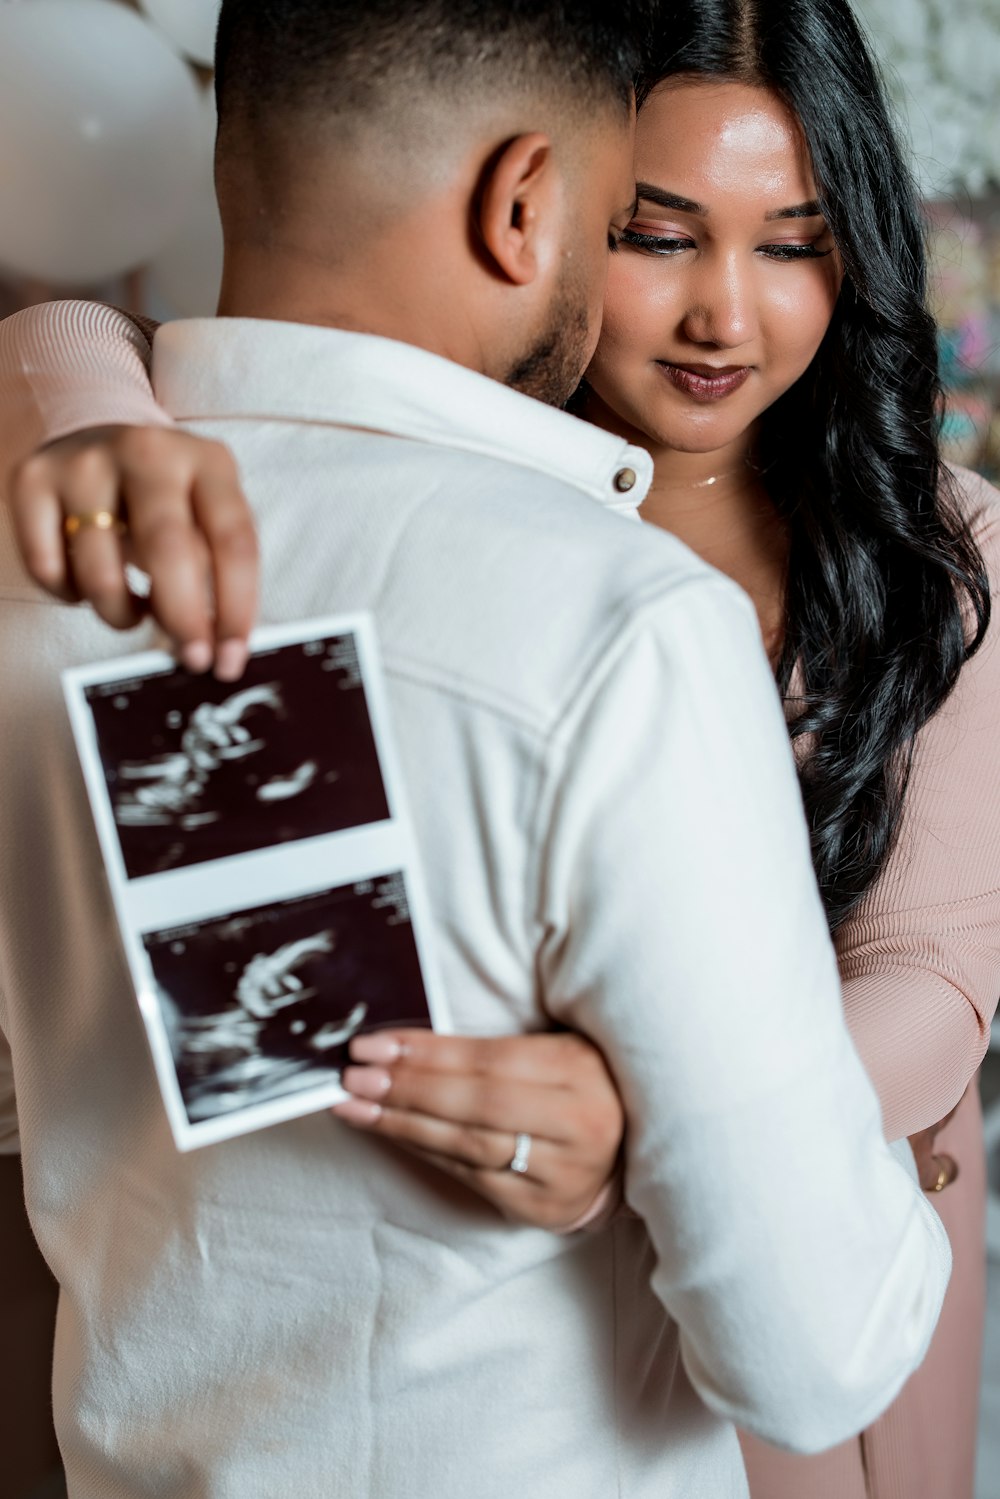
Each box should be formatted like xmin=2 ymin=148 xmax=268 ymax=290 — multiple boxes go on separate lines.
xmin=658 ymin=362 xmax=751 ymax=402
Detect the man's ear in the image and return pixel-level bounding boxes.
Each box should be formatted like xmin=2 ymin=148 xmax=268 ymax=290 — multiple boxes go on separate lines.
xmin=474 ymin=132 xmax=559 ymax=286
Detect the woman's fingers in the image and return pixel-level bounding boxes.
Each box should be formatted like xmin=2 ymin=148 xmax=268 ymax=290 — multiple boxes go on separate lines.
xmin=8 ymin=458 xmax=78 ymax=601
xmin=125 ymin=469 xmax=216 ymax=664
xmin=330 ymin=1098 xmax=603 ymax=1230
xmin=191 ymin=462 xmax=259 ymax=681
xmin=339 ymin=1059 xmax=579 ymax=1144
xmin=908 ymin=1102 xmax=964 ymax=1193
xmin=122 ymin=432 xmax=254 ymax=671
xmin=11 ymin=431 xmax=141 ymax=626
xmin=7 ymin=425 xmax=259 ymax=672
xmin=330 ymin=1028 xmax=627 ymax=1232
xmin=333 ymin=1093 xmax=537 ymax=1174
xmin=60 ymin=444 xmax=144 ymax=630
xmin=341 ymin=1027 xmax=624 ymax=1147
xmin=908 ymin=1125 xmax=960 ymax=1192
xmin=350 ymin=1026 xmax=611 ymax=1089
xmin=348 ymin=1028 xmax=625 ymax=1155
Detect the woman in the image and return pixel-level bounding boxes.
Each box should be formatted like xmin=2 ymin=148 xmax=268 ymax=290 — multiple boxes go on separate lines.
xmin=2 ymin=1 xmax=999 ymax=1495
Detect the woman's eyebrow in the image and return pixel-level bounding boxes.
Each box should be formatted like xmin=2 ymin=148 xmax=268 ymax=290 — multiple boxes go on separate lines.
xmin=634 ymin=186 xmax=825 ymax=222
xmin=764 ymin=199 xmax=823 ymax=221
xmin=635 ymin=182 xmax=706 ymax=214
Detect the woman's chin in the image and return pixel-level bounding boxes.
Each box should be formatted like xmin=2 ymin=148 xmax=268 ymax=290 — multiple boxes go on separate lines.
xmin=634 ymin=413 xmax=754 ymax=457
xmin=582 ymin=378 xmax=760 ymax=457
xmin=616 ymin=384 xmax=759 ymax=456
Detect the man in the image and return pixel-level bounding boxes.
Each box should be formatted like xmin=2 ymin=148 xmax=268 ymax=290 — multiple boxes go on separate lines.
xmin=0 ymin=3 xmax=948 ymax=1496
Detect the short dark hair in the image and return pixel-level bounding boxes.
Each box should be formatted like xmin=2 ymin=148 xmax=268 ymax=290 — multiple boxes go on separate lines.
xmin=215 ymin=0 xmax=643 ymax=133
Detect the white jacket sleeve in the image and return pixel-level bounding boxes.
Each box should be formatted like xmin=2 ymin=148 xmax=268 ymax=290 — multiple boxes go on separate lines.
xmin=537 ymin=572 xmax=951 ymax=1455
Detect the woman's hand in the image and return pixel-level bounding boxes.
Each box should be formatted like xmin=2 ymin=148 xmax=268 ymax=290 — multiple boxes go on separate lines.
xmin=8 ymin=425 xmax=258 ymax=679
xmin=331 ymin=1029 xmax=626 ymax=1233
xmin=908 ymin=1095 xmax=963 ymax=1193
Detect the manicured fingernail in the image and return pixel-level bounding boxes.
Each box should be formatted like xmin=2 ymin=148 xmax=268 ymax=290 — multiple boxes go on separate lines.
xmin=342 ymin=1066 xmax=392 ymax=1100
xmin=350 ymin=1034 xmax=402 ymax=1064
xmin=214 ymin=639 xmax=249 ymax=682
xmin=181 ymin=641 xmax=213 ymax=674
xmin=331 ymin=1098 xmax=382 ymax=1126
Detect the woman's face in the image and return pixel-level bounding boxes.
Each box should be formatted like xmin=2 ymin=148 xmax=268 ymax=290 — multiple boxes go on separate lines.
xmin=586 ymin=78 xmax=843 ymax=454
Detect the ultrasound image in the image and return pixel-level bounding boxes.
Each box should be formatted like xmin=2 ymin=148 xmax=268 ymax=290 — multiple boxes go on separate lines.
xmin=85 ymin=633 xmax=389 ymax=878
xmin=144 ymin=873 xmax=431 ymax=1124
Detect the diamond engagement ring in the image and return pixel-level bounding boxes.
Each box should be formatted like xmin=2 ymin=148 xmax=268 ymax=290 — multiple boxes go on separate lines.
xmin=507 ymin=1132 xmax=532 ymax=1175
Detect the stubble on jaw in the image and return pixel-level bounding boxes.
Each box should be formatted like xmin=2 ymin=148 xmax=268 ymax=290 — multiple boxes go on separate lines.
xmin=502 ymin=264 xmax=594 ymax=409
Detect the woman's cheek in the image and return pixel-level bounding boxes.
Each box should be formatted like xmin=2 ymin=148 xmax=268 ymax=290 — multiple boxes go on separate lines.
xmin=588 ymin=313 xmax=638 ymax=389
xmin=601 ymin=261 xmax=670 ymax=354
xmin=766 ymin=277 xmax=838 ymax=384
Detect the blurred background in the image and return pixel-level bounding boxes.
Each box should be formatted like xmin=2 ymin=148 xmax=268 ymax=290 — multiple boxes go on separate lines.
xmin=0 ymin=0 xmax=222 ymax=325
xmin=0 ymin=0 xmax=998 ymax=1496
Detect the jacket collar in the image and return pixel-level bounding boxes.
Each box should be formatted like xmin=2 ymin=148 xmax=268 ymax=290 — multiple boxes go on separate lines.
xmin=152 ymin=319 xmax=652 ymax=517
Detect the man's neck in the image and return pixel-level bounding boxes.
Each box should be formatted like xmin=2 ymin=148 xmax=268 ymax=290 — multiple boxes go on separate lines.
xmin=215 ymin=245 xmax=486 ymax=376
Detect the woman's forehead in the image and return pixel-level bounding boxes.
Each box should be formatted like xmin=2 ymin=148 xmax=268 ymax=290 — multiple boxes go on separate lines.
xmin=634 ymin=79 xmax=817 ymax=211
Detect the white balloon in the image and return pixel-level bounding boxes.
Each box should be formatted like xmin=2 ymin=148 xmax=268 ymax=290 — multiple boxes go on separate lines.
xmin=149 ymin=86 xmax=223 ymax=316
xmin=140 ymin=0 xmax=221 ymax=68
xmin=0 ymin=0 xmax=203 ymax=285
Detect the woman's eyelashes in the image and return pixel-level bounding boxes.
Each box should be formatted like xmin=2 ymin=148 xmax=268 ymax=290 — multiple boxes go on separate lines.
xmin=619 ymin=226 xmax=834 ymax=260
xmin=620 ymin=229 xmax=694 ymax=254
xmin=759 ymin=242 xmax=835 ymax=261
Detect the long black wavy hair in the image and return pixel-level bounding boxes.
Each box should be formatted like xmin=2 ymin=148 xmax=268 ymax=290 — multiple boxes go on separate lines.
xmin=635 ymin=0 xmax=992 ymax=930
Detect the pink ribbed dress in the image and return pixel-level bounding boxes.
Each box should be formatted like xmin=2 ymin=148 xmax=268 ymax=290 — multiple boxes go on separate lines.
xmin=1 ymin=301 xmax=999 ymax=1499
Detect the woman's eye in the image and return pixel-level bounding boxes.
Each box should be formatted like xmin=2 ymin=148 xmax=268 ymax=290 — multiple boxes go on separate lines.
xmin=620 ymin=229 xmax=695 ymax=256
xmin=759 ymin=242 xmax=835 ymax=261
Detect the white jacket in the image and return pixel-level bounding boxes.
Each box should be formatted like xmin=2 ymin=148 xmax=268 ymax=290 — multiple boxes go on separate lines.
xmin=0 ymin=318 xmax=949 ymax=1499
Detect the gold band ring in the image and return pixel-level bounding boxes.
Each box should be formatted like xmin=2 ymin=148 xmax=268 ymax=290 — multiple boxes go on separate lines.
xmin=63 ymin=510 xmax=126 ymax=540
xmin=931 ymin=1158 xmax=952 ymax=1193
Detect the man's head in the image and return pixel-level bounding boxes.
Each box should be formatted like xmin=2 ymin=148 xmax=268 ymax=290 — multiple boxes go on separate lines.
xmin=212 ymin=0 xmax=642 ymax=404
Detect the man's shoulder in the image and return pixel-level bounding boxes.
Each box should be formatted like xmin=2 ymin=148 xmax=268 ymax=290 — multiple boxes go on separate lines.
xmin=185 ymin=419 xmax=758 ymax=740
xmin=372 ymin=442 xmax=751 ymax=736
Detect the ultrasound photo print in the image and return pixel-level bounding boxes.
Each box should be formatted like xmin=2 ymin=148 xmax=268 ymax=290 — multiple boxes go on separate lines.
xmin=84 ymin=633 xmax=389 ymax=879
xmin=144 ymin=873 xmax=431 ymax=1127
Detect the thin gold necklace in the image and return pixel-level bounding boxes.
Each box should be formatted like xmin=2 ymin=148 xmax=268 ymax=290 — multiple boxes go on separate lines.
xmin=668 ymin=455 xmax=769 ymax=492
xmin=681 ymin=467 xmax=743 ymax=490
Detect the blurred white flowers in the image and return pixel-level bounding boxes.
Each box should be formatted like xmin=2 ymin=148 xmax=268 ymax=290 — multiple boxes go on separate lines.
xmin=855 ymin=0 xmax=1000 ymax=197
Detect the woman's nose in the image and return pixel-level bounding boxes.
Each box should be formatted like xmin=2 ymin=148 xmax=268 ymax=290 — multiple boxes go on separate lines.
xmin=680 ymin=255 xmax=757 ymax=350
